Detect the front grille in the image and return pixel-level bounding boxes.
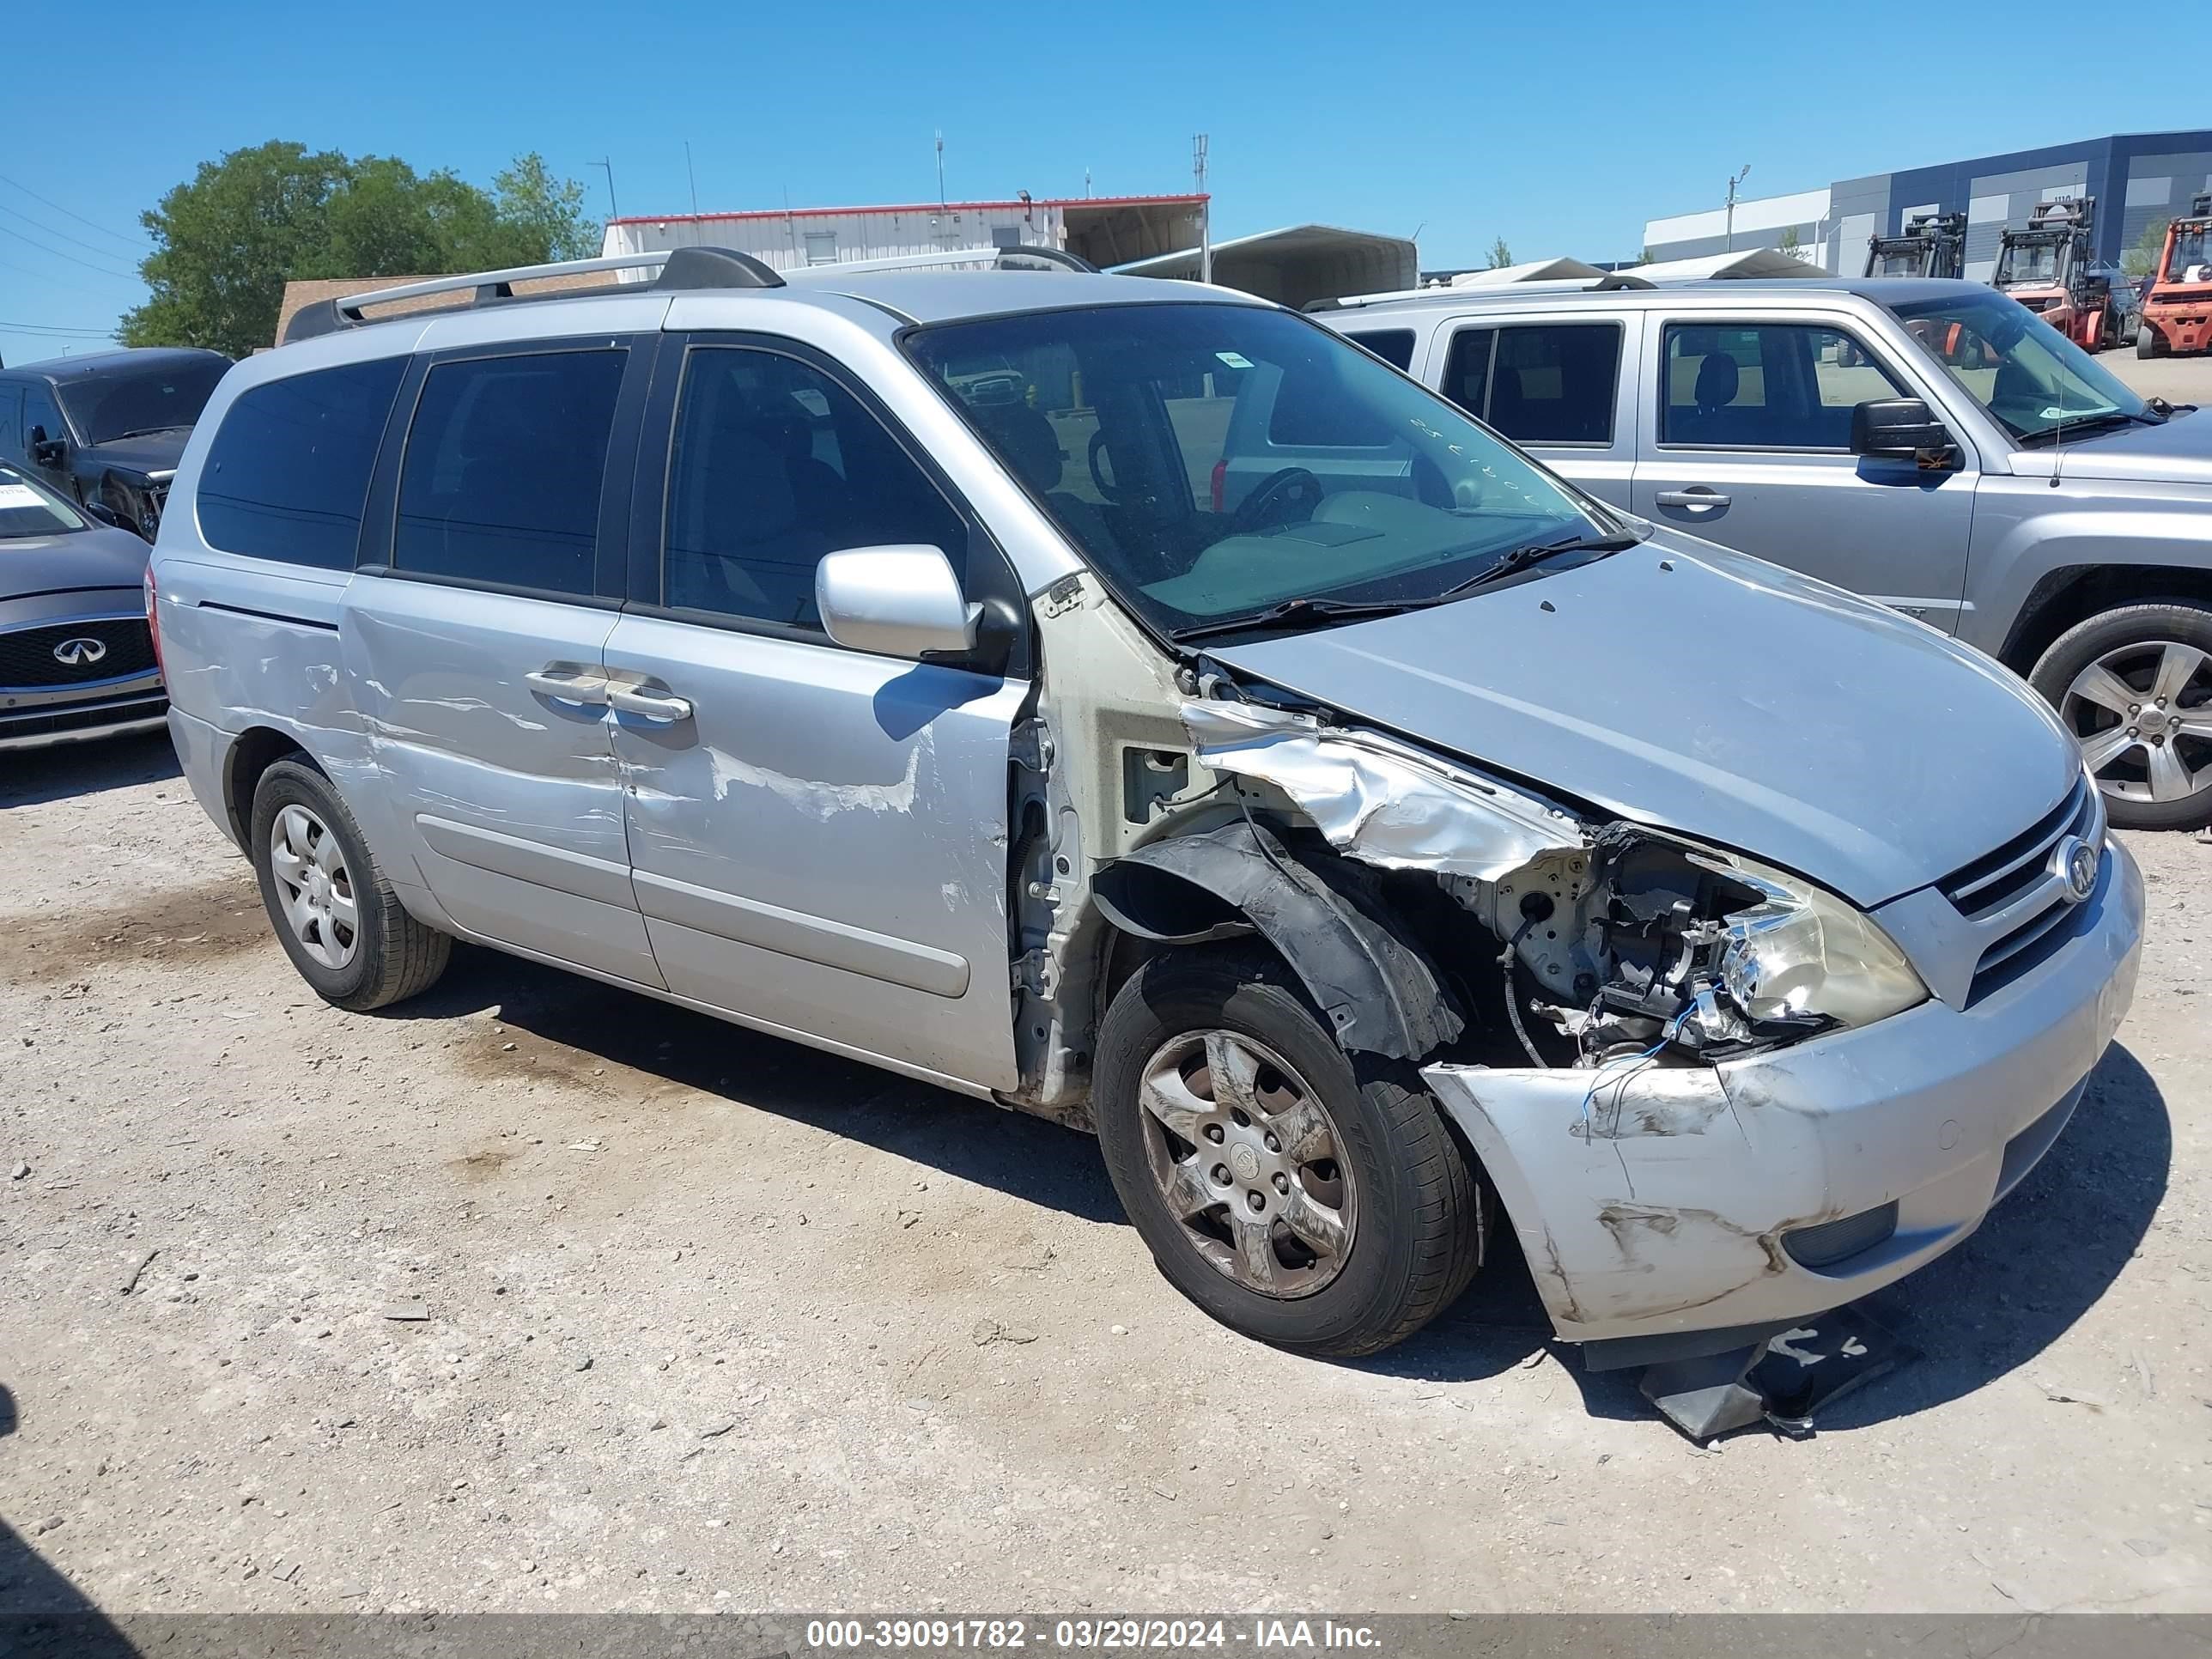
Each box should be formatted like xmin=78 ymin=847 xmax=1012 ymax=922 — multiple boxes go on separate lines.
xmin=0 ymin=692 xmax=167 ymax=744
xmin=0 ymin=617 xmax=158 ymax=689
xmin=1939 ymin=776 xmax=2102 ymax=1005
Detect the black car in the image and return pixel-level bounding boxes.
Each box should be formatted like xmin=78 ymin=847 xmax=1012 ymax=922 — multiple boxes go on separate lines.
xmin=0 ymin=347 xmax=230 ymax=539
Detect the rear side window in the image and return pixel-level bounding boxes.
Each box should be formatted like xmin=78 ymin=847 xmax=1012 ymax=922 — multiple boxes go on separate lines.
xmin=198 ymin=358 xmax=405 ymax=568
xmin=1344 ymin=329 xmax=1415 ymax=371
xmin=393 ymin=349 xmax=625 ymax=595
xmin=1441 ymin=324 xmax=1622 ymax=445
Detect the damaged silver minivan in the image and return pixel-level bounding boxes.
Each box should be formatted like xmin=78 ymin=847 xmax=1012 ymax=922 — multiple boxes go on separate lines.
xmin=152 ymin=249 xmax=2142 ymax=1389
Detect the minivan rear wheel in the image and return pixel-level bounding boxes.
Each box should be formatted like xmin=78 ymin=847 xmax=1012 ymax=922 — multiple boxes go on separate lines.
xmin=1092 ymin=946 xmax=1485 ymax=1357
xmin=2032 ymin=602 xmax=2212 ymax=830
xmin=249 ymin=759 xmax=450 ymax=1011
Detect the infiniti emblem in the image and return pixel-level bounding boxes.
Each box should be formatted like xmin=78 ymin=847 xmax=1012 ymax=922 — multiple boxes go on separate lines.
xmin=52 ymin=636 xmax=107 ymax=666
xmin=2052 ymin=835 xmax=2100 ymax=905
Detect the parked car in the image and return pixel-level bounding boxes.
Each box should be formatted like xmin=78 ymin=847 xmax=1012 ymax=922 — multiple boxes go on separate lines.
xmin=1318 ymin=274 xmax=2212 ymax=829
xmin=0 ymin=347 xmax=231 ymax=540
xmin=152 ymin=250 xmax=2139 ymax=1425
xmin=0 ymin=459 xmax=167 ymax=750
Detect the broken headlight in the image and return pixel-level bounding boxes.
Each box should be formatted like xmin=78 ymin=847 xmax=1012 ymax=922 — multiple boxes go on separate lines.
xmin=1691 ymin=852 xmax=1928 ymax=1030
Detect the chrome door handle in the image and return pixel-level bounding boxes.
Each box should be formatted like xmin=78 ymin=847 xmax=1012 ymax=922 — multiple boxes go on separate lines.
xmin=524 ymin=668 xmax=610 ymax=703
xmin=606 ymin=683 xmax=695 ymax=722
xmin=1654 ymin=488 xmax=1730 ymax=509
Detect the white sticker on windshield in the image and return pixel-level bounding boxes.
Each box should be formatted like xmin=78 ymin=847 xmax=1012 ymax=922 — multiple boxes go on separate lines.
xmin=0 ymin=484 xmax=44 ymax=510
xmin=1215 ymin=351 xmax=1255 ymax=370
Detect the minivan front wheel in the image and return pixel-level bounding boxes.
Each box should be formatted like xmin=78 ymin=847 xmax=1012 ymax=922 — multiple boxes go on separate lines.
xmin=250 ymin=760 xmax=451 ymax=1010
xmin=1093 ymin=947 xmax=1485 ymax=1357
xmin=2033 ymin=602 xmax=2212 ymax=830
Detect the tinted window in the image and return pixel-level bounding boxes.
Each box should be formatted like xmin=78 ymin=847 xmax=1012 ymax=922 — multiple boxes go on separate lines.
xmin=0 ymin=386 xmax=20 ymax=460
xmin=23 ymin=386 xmax=64 ymax=450
xmin=1345 ymin=329 xmax=1415 ymax=371
xmin=1441 ymin=327 xmax=1494 ymax=419
xmin=1484 ymin=324 xmax=1620 ymax=444
xmin=198 ymin=357 xmax=405 ymax=568
xmin=1662 ymin=323 xmax=1905 ymax=448
xmin=664 ymin=347 xmax=962 ymax=629
xmin=58 ymin=357 xmax=227 ymax=447
xmin=394 ymin=349 xmax=625 ymax=595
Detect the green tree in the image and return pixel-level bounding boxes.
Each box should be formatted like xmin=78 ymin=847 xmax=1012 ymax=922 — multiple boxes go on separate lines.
xmin=2123 ymin=217 xmax=2172 ymax=281
xmin=1778 ymin=225 xmax=1803 ymax=259
xmin=121 ymin=143 xmax=601 ymax=356
xmin=1486 ymin=235 xmax=1514 ymax=270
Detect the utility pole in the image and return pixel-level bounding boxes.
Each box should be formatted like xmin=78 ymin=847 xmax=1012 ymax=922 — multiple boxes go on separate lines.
xmin=592 ymin=157 xmax=619 ymax=224
xmin=1194 ymin=133 xmax=1212 ymax=285
xmin=1724 ymin=163 xmax=1751 ymax=252
xmin=684 ymin=141 xmax=699 ymax=216
xmin=935 ymin=131 xmax=947 ymax=211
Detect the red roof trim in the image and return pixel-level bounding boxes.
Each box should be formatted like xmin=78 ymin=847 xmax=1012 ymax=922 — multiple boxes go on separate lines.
xmin=607 ymin=193 xmax=1207 ymax=228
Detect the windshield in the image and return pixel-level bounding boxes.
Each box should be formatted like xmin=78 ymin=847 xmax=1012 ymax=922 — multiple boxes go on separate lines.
xmin=904 ymin=302 xmax=1607 ymax=639
xmin=1995 ymin=239 xmax=2064 ymax=288
xmin=1888 ymin=290 xmax=2148 ymax=443
xmin=57 ymin=357 xmax=228 ymax=447
xmin=0 ymin=461 xmax=88 ymax=538
xmin=1870 ymin=246 xmax=1930 ymax=278
xmin=2163 ymin=222 xmax=2211 ymax=284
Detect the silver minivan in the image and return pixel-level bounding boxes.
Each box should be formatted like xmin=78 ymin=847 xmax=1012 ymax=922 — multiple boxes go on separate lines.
xmin=153 ymin=249 xmax=2142 ymax=1421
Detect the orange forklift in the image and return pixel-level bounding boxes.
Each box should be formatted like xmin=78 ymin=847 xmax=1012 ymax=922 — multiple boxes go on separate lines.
xmin=1992 ymin=197 xmax=2136 ymax=351
xmin=2136 ymin=191 xmax=2212 ymax=358
xmin=1863 ymin=211 xmax=1967 ymax=279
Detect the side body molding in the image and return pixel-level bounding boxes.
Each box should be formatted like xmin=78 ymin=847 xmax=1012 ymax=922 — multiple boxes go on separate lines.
xmin=1091 ymin=819 xmax=1463 ymax=1062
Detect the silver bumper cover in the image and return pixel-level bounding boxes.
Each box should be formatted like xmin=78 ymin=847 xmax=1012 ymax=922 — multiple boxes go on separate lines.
xmin=1424 ymin=837 xmax=2144 ymax=1346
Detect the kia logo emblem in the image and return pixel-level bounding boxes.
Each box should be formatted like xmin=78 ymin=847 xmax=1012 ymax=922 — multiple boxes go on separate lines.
xmin=52 ymin=636 xmax=107 ymax=666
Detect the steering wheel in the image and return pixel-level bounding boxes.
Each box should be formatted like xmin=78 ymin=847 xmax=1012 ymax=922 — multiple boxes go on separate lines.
xmin=1231 ymin=466 xmax=1323 ymax=535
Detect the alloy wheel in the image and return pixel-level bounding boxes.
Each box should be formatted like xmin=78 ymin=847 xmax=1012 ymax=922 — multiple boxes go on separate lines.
xmin=1136 ymin=1030 xmax=1357 ymax=1299
xmin=2063 ymin=641 xmax=2212 ymax=805
xmin=268 ymin=804 xmax=360 ymax=969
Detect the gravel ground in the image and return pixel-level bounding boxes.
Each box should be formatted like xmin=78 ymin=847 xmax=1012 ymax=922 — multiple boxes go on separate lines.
xmin=2 ymin=726 xmax=2208 ymax=1620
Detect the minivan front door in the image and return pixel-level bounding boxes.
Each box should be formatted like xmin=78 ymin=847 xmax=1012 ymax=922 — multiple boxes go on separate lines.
xmin=604 ymin=337 xmax=1025 ymax=1093
xmin=345 ymin=339 xmax=665 ymax=988
xmin=1633 ymin=318 xmax=1977 ymax=631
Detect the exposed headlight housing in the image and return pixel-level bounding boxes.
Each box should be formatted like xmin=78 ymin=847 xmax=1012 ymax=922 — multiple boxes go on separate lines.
xmin=1691 ymin=850 xmax=1929 ymax=1030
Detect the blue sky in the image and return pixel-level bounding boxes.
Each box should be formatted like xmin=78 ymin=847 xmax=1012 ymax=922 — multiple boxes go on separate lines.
xmin=0 ymin=0 xmax=2182 ymax=366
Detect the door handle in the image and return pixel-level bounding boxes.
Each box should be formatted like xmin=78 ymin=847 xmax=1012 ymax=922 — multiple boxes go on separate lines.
xmin=524 ymin=668 xmax=610 ymax=703
xmin=1654 ymin=488 xmax=1731 ymax=509
xmin=606 ymin=683 xmax=695 ymax=722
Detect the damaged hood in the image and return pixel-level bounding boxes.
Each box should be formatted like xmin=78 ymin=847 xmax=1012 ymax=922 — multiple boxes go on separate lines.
xmin=1206 ymin=535 xmax=2081 ymax=908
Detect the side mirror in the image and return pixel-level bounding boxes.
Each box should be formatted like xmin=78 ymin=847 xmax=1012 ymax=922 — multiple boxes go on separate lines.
xmin=1850 ymin=398 xmax=1960 ymax=469
xmin=29 ymin=428 xmax=65 ymax=469
xmin=816 ymin=544 xmax=981 ymax=661
xmin=82 ymin=501 xmax=125 ymax=530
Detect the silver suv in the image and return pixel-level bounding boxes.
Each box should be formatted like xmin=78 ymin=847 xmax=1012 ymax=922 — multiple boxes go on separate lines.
xmin=1319 ymin=275 xmax=2212 ymax=829
xmin=152 ymin=248 xmax=2141 ymax=1412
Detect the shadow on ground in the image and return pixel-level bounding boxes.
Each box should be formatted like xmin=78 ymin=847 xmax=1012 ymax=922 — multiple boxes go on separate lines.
xmin=0 ymin=731 xmax=179 ymax=811
xmin=0 ymin=1384 xmax=139 ymax=1656
xmin=389 ymin=943 xmax=1126 ymax=1226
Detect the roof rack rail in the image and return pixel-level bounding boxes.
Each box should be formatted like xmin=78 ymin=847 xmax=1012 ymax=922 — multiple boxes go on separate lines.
xmin=782 ymin=245 xmax=1100 ymax=281
xmin=1305 ymin=270 xmax=1653 ymax=313
xmin=281 ymin=246 xmax=783 ymax=344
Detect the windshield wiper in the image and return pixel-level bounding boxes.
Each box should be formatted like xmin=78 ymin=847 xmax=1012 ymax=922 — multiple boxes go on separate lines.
xmin=1167 ymin=596 xmax=1431 ymax=643
xmin=109 ymin=424 xmax=192 ymax=441
xmin=2021 ymin=408 xmax=2165 ymax=446
xmin=1427 ymin=527 xmax=1644 ymax=599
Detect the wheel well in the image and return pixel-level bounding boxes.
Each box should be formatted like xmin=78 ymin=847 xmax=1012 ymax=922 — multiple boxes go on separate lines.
xmin=2001 ymin=566 xmax=2212 ymax=674
xmin=223 ymin=728 xmax=316 ymax=846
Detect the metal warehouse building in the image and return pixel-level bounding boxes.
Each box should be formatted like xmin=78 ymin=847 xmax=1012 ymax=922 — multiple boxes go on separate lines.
xmin=1643 ymin=130 xmax=2212 ymax=281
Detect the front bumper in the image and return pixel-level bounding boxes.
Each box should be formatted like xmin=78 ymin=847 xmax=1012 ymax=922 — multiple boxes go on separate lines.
xmin=2144 ymin=307 xmax=2212 ymax=354
xmin=1423 ymin=836 xmax=2142 ymax=1348
xmin=0 ymin=678 xmax=167 ymax=751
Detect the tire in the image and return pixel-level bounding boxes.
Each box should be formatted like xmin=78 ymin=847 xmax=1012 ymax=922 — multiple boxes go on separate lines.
xmin=1092 ymin=945 xmax=1486 ymax=1357
xmin=2137 ymin=324 xmax=2159 ymax=360
xmin=249 ymin=758 xmax=450 ymax=1010
xmin=2030 ymin=601 xmax=2212 ymax=831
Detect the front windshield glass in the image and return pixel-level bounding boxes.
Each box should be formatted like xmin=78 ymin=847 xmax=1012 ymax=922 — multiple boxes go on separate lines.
xmin=58 ymin=357 xmax=227 ymax=447
xmin=0 ymin=461 xmax=88 ymax=538
xmin=2165 ymin=222 xmax=2211 ymax=283
xmin=1888 ymin=290 xmax=2148 ymax=443
xmin=904 ymin=302 xmax=1607 ymax=638
xmin=1996 ymin=240 xmax=2063 ymax=288
xmin=1871 ymin=246 xmax=1929 ymax=277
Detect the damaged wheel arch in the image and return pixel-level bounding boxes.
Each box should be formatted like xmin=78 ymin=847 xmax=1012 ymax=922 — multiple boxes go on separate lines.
xmin=1090 ymin=817 xmax=1465 ymax=1063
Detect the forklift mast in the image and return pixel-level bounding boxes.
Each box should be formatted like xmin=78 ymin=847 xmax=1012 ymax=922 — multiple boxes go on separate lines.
xmin=1863 ymin=210 xmax=1967 ymax=279
xmin=1995 ymin=197 xmax=2095 ymax=290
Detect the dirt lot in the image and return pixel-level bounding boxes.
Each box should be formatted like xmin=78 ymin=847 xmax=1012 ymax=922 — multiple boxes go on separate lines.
xmin=2 ymin=730 xmax=2207 ymax=1620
